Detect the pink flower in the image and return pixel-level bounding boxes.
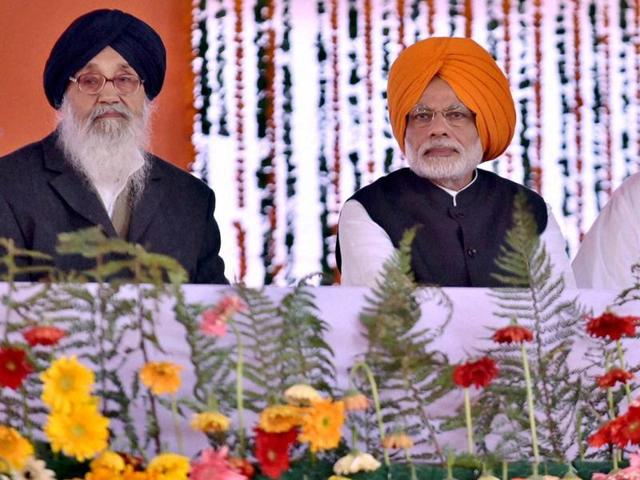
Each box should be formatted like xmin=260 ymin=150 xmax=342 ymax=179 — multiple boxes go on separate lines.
xmin=190 ymin=447 xmax=247 ymax=480
xmin=200 ymin=295 xmax=246 ymax=338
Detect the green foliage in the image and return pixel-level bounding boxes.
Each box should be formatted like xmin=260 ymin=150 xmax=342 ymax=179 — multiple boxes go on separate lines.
xmin=358 ymin=228 xmax=454 ymax=461
xmin=479 ymin=192 xmax=585 ymax=461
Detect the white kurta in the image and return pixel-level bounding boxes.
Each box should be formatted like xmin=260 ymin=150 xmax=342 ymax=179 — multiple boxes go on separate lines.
xmin=338 ymin=176 xmax=576 ymax=289
xmin=573 ymin=172 xmax=640 ymax=289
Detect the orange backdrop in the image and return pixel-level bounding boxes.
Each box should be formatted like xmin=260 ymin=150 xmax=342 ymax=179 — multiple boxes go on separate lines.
xmin=0 ymin=1 xmax=195 ymax=171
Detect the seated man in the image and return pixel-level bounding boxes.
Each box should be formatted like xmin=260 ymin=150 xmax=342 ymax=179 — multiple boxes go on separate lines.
xmin=0 ymin=9 xmax=227 ymax=284
xmin=573 ymin=172 xmax=640 ymax=289
xmin=337 ymin=37 xmax=574 ymax=288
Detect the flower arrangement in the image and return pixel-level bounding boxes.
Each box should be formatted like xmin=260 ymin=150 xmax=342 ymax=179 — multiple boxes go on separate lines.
xmin=0 ymin=205 xmax=640 ymax=480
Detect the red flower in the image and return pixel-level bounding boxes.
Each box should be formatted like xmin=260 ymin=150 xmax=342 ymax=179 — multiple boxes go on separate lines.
xmin=254 ymin=427 xmax=297 ymax=479
xmin=23 ymin=325 xmax=66 ymax=347
xmin=493 ymin=325 xmax=534 ymax=344
xmin=597 ymin=368 xmax=634 ymax=389
xmin=613 ymin=406 xmax=640 ymax=447
xmin=453 ymin=357 xmax=499 ymax=389
xmin=588 ymin=421 xmax=614 ymax=448
xmin=586 ymin=312 xmax=638 ymax=341
xmin=0 ymin=347 xmax=33 ymax=389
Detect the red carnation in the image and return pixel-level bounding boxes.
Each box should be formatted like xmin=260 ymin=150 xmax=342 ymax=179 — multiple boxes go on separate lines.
xmin=254 ymin=427 xmax=297 ymax=479
xmin=453 ymin=357 xmax=499 ymax=389
xmin=493 ymin=325 xmax=534 ymax=344
xmin=586 ymin=312 xmax=637 ymax=341
xmin=0 ymin=346 xmax=33 ymax=389
xmin=597 ymin=368 xmax=634 ymax=389
xmin=23 ymin=325 xmax=66 ymax=347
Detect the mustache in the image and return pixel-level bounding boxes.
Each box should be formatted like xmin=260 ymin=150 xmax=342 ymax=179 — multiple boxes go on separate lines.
xmin=89 ymin=104 xmax=133 ymax=122
xmin=418 ymin=139 xmax=463 ymax=156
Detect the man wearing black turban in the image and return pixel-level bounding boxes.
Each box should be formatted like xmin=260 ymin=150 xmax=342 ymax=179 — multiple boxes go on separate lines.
xmin=0 ymin=9 xmax=227 ymax=284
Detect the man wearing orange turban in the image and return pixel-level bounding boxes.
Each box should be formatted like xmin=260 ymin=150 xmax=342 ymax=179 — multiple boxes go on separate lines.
xmin=337 ymin=37 xmax=574 ymax=287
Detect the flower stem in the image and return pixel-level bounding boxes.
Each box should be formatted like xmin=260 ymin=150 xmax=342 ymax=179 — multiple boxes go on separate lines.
xmin=521 ymin=343 xmax=540 ymax=476
xmin=615 ymin=340 xmax=633 ymax=404
xmin=464 ymin=387 xmax=474 ymax=455
xmin=171 ymin=395 xmax=184 ymax=454
xmin=604 ymin=354 xmax=619 ymax=471
xmin=22 ymin=387 xmax=32 ymax=441
xmin=350 ymin=361 xmax=390 ymax=467
xmin=404 ymin=447 xmax=417 ymax=480
xmin=230 ymin=320 xmax=246 ymax=458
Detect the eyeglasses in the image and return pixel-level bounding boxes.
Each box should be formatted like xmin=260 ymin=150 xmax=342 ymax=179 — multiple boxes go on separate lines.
xmin=407 ymin=105 xmax=475 ymax=128
xmin=69 ymin=73 xmax=144 ymax=95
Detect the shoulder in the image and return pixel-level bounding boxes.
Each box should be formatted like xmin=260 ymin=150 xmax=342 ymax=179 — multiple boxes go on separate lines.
xmin=0 ymin=134 xmax=53 ymax=174
xmin=477 ymin=169 xmax=545 ymax=203
xmin=148 ymin=155 xmax=213 ymax=197
xmin=351 ymin=168 xmax=415 ymax=199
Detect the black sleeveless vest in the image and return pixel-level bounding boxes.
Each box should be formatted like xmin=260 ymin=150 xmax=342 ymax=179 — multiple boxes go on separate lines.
xmin=337 ymin=168 xmax=548 ymax=287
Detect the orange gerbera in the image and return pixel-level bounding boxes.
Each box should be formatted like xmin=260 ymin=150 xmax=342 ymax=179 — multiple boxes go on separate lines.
xmin=298 ymin=399 xmax=345 ymax=452
xmin=139 ymin=362 xmax=182 ymax=396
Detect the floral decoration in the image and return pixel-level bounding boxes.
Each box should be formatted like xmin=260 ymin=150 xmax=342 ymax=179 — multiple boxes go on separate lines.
xmin=0 ymin=346 xmax=33 ymax=390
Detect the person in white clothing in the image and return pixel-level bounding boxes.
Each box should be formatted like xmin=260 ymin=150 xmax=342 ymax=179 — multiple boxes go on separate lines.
xmin=573 ymin=172 xmax=640 ymax=289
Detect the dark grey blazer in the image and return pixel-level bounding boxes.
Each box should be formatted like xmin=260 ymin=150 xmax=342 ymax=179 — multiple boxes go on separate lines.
xmin=0 ymin=131 xmax=228 ymax=284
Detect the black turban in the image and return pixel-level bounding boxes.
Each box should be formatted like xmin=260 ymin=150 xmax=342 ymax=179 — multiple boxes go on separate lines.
xmin=43 ymin=9 xmax=166 ymax=108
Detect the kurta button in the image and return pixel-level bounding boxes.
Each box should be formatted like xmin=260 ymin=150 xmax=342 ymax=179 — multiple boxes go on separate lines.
xmin=466 ymin=248 xmax=477 ymax=257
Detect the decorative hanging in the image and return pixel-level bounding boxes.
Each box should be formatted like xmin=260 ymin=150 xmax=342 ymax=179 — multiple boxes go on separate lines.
xmin=532 ymin=0 xmax=543 ymax=193
xmin=573 ymin=0 xmax=585 ymax=240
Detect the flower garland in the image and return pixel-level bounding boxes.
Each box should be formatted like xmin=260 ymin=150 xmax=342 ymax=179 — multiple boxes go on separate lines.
xmin=380 ymin=0 xmax=395 ymax=175
xmin=397 ymin=0 xmax=406 ymax=49
xmin=464 ymin=0 xmax=473 ymax=37
xmin=254 ymin=0 xmax=280 ymax=283
xmin=602 ymin=2 xmax=613 ymax=200
xmin=233 ymin=0 xmax=247 ymax=282
xmin=635 ymin=0 xmax=640 ymax=174
xmin=448 ymin=0 xmax=458 ymax=36
xmin=555 ymin=2 xmax=572 ymax=218
xmin=330 ymin=0 xmax=342 ymax=229
xmin=191 ymin=0 xmax=212 ymax=182
xmin=427 ymin=0 xmax=436 ymax=35
xmin=316 ymin=0 xmax=334 ymax=280
xmin=364 ymin=0 xmax=376 ymax=178
xmin=280 ymin=0 xmax=295 ymax=282
xmin=573 ymin=0 xmax=586 ymax=240
xmin=618 ymin=0 xmax=633 ymax=178
xmin=517 ymin=0 xmax=533 ymax=187
xmin=532 ymin=0 xmax=543 ymax=193
xmin=347 ymin=0 xmax=363 ymax=191
xmin=214 ymin=0 xmax=229 ymax=138
xmin=502 ymin=0 xmax=515 ymax=178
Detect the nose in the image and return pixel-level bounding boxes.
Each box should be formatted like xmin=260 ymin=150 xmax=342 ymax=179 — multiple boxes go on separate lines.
xmin=427 ymin=112 xmax=450 ymax=137
xmin=97 ymin=80 xmax=121 ymax=104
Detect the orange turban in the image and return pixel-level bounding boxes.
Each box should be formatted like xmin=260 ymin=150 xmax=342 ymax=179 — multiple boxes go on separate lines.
xmin=387 ymin=37 xmax=516 ymax=161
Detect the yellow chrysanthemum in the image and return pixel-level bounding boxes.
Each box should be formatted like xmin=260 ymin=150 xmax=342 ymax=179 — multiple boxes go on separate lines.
xmin=190 ymin=411 xmax=230 ymax=434
xmin=0 ymin=425 xmax=34 ymax=471
xmin=284 ymin=384 xmax=322 ymax=405
xmin=41 ymin=356 xmax=94 ymax=413
xmin=86 ymin=450 xmax=126 ymax=479
xmin=147 ymin=453 xmax=190 ymax=480
xmin=382 ymin=432 xmax=414 ymax=450
xmin=139 ymin=362 xmax=182 ymax=396
xmin=298 ymin=399 xmax=345 ymax=452
xmin=259 ymin=404 xmax=301 ymax=433
xmin=343 ymin=392 xmax=370 ymax=412
xmin=45 ymin=403 xmax=110 ymax=462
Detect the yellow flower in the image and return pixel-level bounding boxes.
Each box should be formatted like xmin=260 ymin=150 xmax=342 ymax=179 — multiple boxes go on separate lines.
xmin=343 ymin=392 xmax=370 ymax=412
xmin=0 ymin=425 xmax=34 ymax=471
xmin=259 ymin=404 xmax=301 ymax=433
xmin=41 ymin=356 xmax=95 ymax=413
xmin=382 ymin=432 xmax=414 ymax=450
xmin=328 ymin=476 xmax=351 ymax=480
xmin=147 ymin=453 xmax=190 ymax=480
xmin=190 ymin=411 xmax=230 ymax=434
xmin=45 ymin=403 xmax=110 ymax=461
xmin=284 ymin=384 xmax=322 ymax=405
xmin=298 ymin=399 xmax=345 ymax=452
xmin=122 ymin=466 xmax=149 ymax=480
xmin=86 ymin=450 xmax=126 ymax=479
xmin=333 ymin=452 xmax=381 ymax=474
xmin=139 ymin=362 xmax=182 ymax=396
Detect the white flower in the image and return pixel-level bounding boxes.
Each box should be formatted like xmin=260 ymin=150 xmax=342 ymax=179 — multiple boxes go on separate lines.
xmin=333 ymin=452 xmax=381 ymax=475
xmin=283 ymin=384 xmax=322 ymax=405
xmin=13 ymin=457 xmax=56 ymax=480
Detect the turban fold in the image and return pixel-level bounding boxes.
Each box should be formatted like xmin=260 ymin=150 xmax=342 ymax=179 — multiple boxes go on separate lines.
xmin=44 ymin=9 xmax=166 ymax=108
xmin=387 ymin=37 xmax=515 ymax=161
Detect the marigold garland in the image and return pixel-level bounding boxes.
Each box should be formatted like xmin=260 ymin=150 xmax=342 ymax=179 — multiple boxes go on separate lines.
xmin=573 ymin=0 xmax=585 ymax=240
xmin=364 ymin=0 xmax=375 ymax=179
xmin=397 ymin=0 xmax=406 ymax=49
xmin=464 ymin=0 xmax=473 ymax=38
xmin=502 ymin=0 xmax=515 ymax=178
xmin=427 ymin=0 xmax=436 ymax=35
xmin=532 ymin=0 xmax=543 ymax=193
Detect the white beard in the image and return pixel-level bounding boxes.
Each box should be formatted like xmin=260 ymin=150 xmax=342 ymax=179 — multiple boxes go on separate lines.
xmin=57 ymin=98 xmax=152 ymax=217
xmin=406 ymin=137 xmax=483 ymax=187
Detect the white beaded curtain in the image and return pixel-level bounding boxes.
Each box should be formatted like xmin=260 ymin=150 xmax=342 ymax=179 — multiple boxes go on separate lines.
xmin=191 ymin=0 xmax=640 ymax=286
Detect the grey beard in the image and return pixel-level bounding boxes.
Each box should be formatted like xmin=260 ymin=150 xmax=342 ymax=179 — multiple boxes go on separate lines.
xmin=56 ymin=98 xmax=152 ymax=214
xmin=406 ymin=137 xmax=483 ymax=184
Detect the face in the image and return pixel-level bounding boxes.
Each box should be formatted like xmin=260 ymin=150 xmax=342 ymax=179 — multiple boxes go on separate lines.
xmin=64 ymin=46 xmax=146 ymax=128
xmin=404 ymin=76 xmax=483 ymax=188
